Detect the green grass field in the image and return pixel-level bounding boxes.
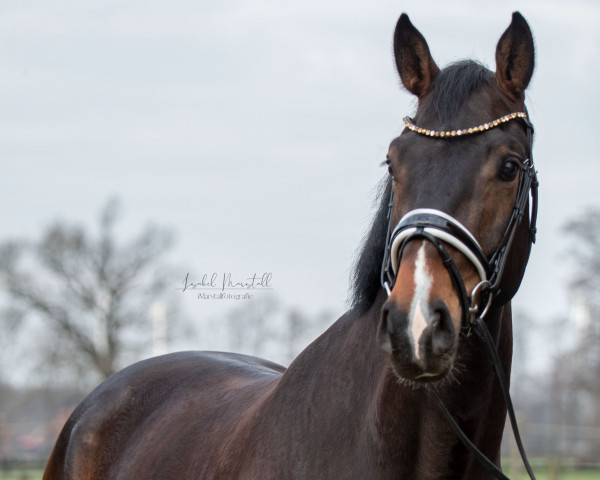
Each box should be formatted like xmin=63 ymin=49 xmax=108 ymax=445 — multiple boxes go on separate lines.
xmin=0 ymin=468 xmax=44 ymax=480
xmin=513 ymin=471 xmax=600 ymax=480
xmin=503 ymin=458 xmax=600 ymax=480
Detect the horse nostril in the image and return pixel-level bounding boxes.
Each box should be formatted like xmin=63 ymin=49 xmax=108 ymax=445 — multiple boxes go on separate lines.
xmin=430 ymin=302 xmax=455 ymax=356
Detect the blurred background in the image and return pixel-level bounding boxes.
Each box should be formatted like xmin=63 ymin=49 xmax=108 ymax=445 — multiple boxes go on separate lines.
xmin=1 ymin=0 xmax=599 ymax=478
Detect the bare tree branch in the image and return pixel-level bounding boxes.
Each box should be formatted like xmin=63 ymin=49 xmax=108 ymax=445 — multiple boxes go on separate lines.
xmin=0 ymin=199 xmax=180 ymax=385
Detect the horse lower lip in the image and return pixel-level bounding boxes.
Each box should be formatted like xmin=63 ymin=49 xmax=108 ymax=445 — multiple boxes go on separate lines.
xmin=390 ymin=354 xmax=446 ymax=380
xmin=397 ymin=367 xmax=446 ymax=383
xmin=414 ymin=372 xmax=442 ymax=381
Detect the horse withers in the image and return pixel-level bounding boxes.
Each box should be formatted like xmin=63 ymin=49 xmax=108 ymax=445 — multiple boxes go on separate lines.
xmin=44 ymin=12 xmax=537 ymax=479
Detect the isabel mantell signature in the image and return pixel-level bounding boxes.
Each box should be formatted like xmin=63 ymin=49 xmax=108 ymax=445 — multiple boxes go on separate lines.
xmin=181 ymin=272 xmax=273 ymax=293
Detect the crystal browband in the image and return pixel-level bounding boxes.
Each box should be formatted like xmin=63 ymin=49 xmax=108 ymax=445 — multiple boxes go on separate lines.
xmin=403 ymin=112 xmax=528 ymax=138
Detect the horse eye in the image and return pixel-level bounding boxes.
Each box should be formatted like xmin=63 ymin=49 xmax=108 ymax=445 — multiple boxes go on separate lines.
xmin=498 ymin=159 xmax=520 ymax=182
xmin=384 ymin=159 xmax=395 ymax=178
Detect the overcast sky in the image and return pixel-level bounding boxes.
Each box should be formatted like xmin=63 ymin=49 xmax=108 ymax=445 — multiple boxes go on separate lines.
xmin=2 ymin=1 xmax=599 ymax=360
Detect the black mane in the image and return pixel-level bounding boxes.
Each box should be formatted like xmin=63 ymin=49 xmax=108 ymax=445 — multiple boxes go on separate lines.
xmin=350 ymin=61 xmax=494 ymax=312
xmin=350 ymin=176 xmax=392 ymax=312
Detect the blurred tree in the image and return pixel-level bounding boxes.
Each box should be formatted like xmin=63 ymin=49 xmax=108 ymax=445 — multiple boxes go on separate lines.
xmin=0 ymin=199 xmax=178 ymax=386
xmin=551 ymin=207 xmax=600 ymax=463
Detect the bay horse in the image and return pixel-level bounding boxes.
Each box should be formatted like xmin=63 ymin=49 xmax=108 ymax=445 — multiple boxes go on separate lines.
xmin=44 ymin=12 xmax=538 ymax=479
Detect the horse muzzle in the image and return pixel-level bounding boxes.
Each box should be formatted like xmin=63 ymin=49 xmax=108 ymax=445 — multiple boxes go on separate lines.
xmin=378 ymin=209 xmax=491 ymax=381
xmin=379 ymin=240 xmax=464 ymax=380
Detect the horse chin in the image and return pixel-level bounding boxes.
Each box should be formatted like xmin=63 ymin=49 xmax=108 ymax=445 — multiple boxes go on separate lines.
xmin=389 ymin=351 xmax=456 ymax=385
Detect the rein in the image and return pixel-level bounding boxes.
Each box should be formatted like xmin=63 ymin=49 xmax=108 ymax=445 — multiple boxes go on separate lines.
xmin=380 ymin=112 xmax=538 ymax=479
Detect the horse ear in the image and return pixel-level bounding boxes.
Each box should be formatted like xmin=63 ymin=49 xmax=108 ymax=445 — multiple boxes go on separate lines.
xmin=393 ymin=14 xmax=440 ymax=99
xmin=495 ymin=12 xmax=535 ymax=101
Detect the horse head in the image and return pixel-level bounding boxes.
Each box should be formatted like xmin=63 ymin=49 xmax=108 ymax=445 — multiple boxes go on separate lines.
xmin=377 ymin=13 xmax=537 ymax=382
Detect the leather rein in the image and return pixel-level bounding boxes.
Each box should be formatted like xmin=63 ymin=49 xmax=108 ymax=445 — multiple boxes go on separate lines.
xmin=379 ymin=112 xmax=539 ymax=479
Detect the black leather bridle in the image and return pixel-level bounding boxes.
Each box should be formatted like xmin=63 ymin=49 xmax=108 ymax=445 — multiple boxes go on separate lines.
xmin=379 ymin=112 xmax=539 ymax=479
xmin=380 ymin=113 xmax=538 ymax=333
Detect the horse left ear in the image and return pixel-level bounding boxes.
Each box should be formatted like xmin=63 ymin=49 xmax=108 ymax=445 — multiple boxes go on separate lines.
xmin=495 ymin=12 xmax=535 ymax=101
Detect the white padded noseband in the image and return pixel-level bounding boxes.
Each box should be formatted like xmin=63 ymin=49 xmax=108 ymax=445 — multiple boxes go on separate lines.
xmin=389 ymin=209 xmax=488 ymax=283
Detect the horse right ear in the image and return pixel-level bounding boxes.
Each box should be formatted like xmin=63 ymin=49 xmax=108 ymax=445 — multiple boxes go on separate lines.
xmin=393 ymin=14 xmax=440 ymax=99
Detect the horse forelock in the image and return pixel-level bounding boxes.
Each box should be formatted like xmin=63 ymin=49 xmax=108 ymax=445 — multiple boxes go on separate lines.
xmin=423 ymin=60 xmax=496 ymax=124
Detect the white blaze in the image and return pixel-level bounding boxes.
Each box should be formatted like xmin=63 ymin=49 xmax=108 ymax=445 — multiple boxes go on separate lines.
xmin=408 ymin=243 xmax=433 ymax=360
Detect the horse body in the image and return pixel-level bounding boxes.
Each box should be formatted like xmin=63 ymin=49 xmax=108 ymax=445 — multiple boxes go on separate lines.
xmin=45 ymin=302 xmax=511 ymax=479
xmin=45 ymin=12 xmax=536 ymax=480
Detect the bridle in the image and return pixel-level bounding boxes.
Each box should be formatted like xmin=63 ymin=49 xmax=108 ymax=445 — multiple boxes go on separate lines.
xmin=380 ymin=111 xmax=538 ymax=334
xmin=379 ymin=111 xmax=539 ymax=479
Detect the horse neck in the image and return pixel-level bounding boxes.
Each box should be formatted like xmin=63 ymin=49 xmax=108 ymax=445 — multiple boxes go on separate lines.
xmin=275 ymin=295 xmax=512 ymax=475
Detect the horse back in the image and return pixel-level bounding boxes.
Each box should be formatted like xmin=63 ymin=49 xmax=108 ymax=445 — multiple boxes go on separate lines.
xmin=43 ymin=351 xmax=284 ymax=480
